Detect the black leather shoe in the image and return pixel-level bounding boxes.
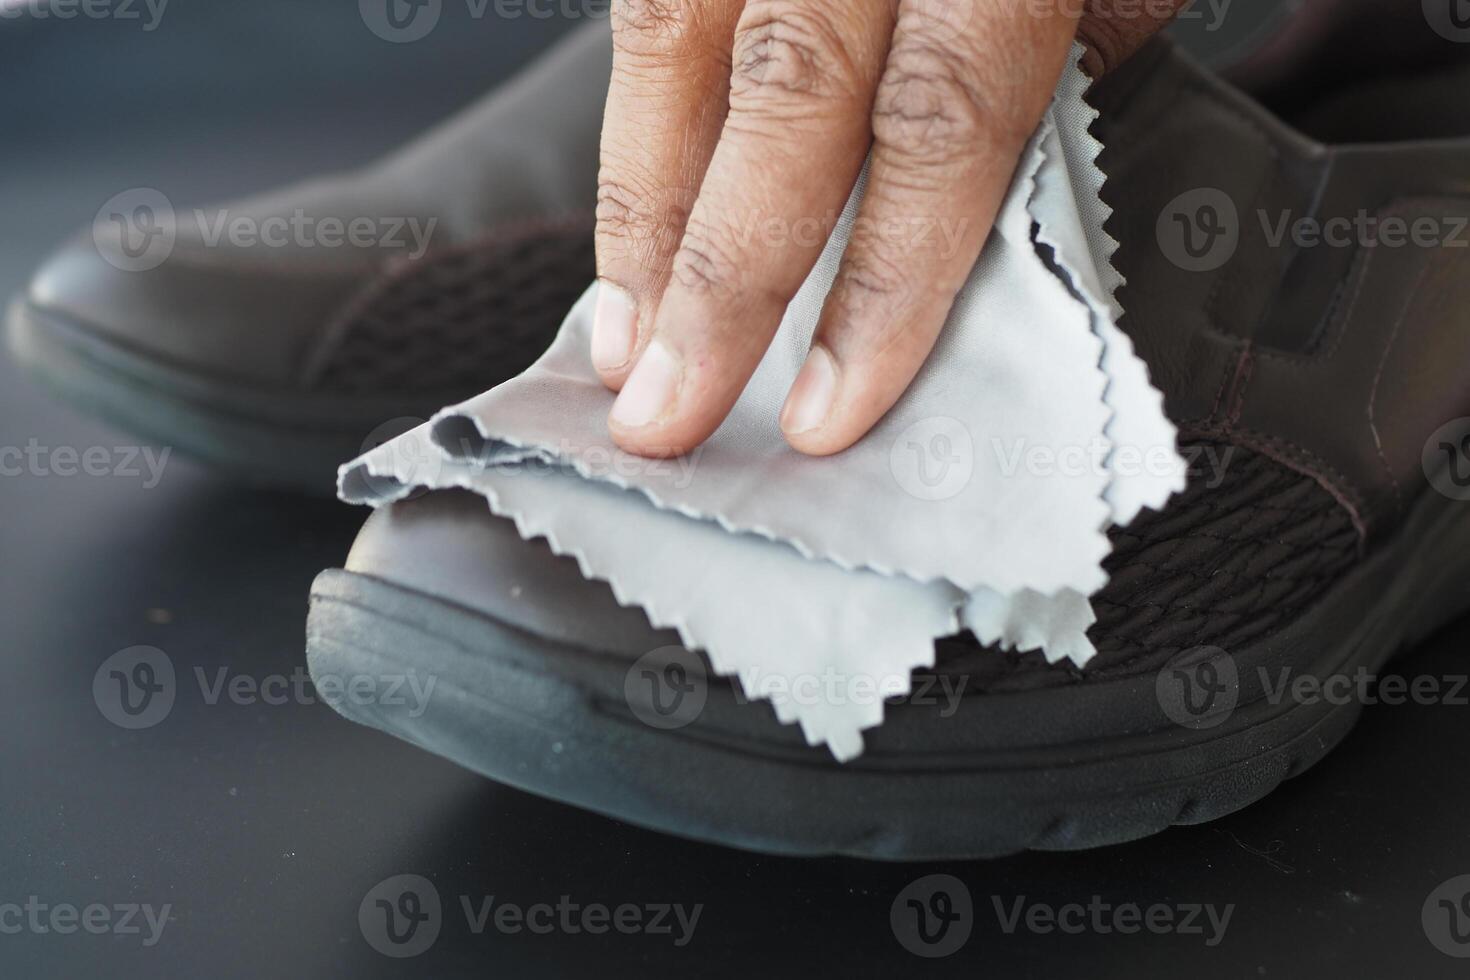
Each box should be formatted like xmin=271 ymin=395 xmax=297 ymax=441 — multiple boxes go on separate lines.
xmin=5 ymin=24 xmax=609 ymax=493
xmin=306 ymin=38 xmax=1470 ymax=860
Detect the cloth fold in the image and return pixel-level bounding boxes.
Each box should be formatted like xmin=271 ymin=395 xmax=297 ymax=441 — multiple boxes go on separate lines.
xmin=339 ymin=45 xmax=1185 ymax=761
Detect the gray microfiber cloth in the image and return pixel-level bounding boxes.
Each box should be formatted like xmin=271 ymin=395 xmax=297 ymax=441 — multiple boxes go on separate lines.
xmin=340 ymin=46 xmax=1184 ymax=760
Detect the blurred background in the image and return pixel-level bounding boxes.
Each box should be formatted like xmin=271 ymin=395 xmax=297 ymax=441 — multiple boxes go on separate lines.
xmin=8 ymin=1 xmax=1470 ymax=978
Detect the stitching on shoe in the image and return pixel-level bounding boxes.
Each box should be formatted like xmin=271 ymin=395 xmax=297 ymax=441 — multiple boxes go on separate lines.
xmin=1183 ymin=422 xmax=1367 ymax=544
xmin=1204 ymin=343 xmax=1244 ymax=424
xmin=1224 ymin=341 xmax=1255 ymax=429
xmin=1366 ymin=262 xmax=1432 ymax=520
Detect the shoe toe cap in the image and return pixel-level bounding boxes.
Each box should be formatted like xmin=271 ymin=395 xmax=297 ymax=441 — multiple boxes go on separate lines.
xmin=344 ymin=488 xmax=678 ymax=658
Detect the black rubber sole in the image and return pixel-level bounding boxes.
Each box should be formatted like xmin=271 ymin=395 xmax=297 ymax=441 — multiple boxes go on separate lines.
xmin=5 ymin=297 xmax=446 ymax=495
xmin=305 ymin=481 xmax=1470 ymax=861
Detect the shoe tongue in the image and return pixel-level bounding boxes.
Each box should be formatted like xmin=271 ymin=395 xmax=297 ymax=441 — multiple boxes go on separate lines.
xmin=340 ymin=45 xmax=1184 ymax=761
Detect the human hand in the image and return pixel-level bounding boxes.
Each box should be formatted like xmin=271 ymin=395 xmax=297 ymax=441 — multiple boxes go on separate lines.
xmin=593 ymin=0 xmax=1185 ymax=457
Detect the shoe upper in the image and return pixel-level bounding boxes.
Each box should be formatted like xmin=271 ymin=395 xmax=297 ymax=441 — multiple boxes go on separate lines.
xmin=341 ymin=37 xmax=1470 ymax=698
xmin=1095 ymin=39 xmax=1470 ymax=541
xmin=25 ymin=22 xmax=611 ymax=393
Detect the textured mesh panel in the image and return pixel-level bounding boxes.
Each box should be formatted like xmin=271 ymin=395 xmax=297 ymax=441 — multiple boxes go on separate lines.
xmin=313 ymin=213 xmax=596 ymax=395
xmin=928 ymin=442 xmax=1361 ymax=693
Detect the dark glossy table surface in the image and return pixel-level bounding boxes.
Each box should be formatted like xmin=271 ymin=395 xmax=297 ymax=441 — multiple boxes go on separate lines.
xmin=3 ymin=3 xmax=1469 ymax=977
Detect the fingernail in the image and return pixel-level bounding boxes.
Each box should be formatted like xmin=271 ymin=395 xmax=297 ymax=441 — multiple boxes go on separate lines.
xmin=781 ymin=345 xmax=838 ymax=436
xmin=611 ymin=340 xmax=681 ymax=429
xmin=592 ymin=282 xmax=637 ymax=372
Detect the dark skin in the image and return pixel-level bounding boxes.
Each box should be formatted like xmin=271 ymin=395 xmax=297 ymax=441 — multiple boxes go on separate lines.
xmin=590 ymin=0 xmax=1188 ymax=458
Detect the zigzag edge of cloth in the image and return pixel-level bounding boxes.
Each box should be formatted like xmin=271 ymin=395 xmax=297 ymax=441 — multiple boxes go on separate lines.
xmin=339 ymin=45 xmax=1186 ymax=761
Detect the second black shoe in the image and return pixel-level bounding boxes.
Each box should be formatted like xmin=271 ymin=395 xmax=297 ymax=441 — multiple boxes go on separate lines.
xmin=5 ymin=24 xmax=609 ymax=493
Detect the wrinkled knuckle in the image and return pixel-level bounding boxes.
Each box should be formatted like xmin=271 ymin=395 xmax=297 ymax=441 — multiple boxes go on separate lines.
xmin=671 ymin=217 xmax=744 ymax=299
xmin=872 ymin=39 xmax=1016 ymax=164
xmin=596 ymin=174 xmax=688 ymax=274
xmin=834 ymin=247 xmax=911 ymax=312
xmin=595 ymin=174 xmax=651 ymax=243
xmin=596 ymin=171 xmax=695 ymax=279
xmin=612 ymin=0 xmax=692 ymax=53
xmin=730 ymin=3 xmax=854 ymax=108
